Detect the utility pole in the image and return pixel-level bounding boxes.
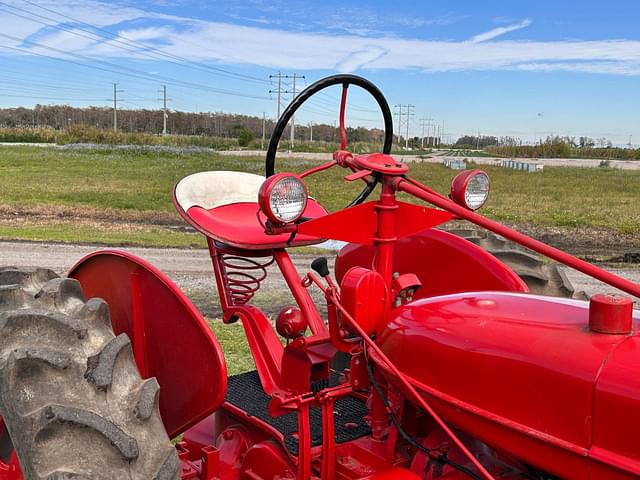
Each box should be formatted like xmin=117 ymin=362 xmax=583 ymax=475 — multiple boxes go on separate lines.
xmin=290 ymin=73 xmax=304 ymax=148
xmin=394 ymin=105 xmax=403 ymax=145
xmin=112 ymin=83 xmax=123 ymax=132
xmin=269 ymin=72 xmax=304 ymax=148
xmin=309 ymin=122 xmax=313 ymax=142
xmin=269 ymin=72 xmax=286 ymax=121
xmin=419 ymin=118 xmax=429 ymax=149
xmin=290 ymin=74 xmax=296 ymax=147
xmin=425 ymin=118 xmax=434 ymax=147
xmin=261 ymin=112 xmax=266 ymax=150
xmin=394 ymin=105 xmax=414 ymax=148
xmin=161 ymin=84 xmax=168 ymax=135
xmin=629 ymin=134 xmax=633 ymax=148
xmin=477 ymin=131 xmax=481 ymax=149
xmin=404 ymin=105 xmax=415 ymax=149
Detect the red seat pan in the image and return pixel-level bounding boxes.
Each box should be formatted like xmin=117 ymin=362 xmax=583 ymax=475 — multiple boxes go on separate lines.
xmin=179 ymin=201 xmax=328 ymax=250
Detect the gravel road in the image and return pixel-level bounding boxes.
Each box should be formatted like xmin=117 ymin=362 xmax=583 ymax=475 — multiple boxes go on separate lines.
xmin=218 ymin=150 xmax=640 ymax=170
xmin=2 ymin=241 xmax=638 ymax=316
xmin=3 ymin=144 xmax=636 ymax=170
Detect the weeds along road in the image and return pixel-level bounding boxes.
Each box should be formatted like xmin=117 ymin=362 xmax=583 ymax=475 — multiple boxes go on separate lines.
xmin=1 ymin=241 xmax=638 ymax=316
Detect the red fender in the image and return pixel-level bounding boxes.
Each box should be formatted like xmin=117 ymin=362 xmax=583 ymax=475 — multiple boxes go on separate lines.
xmin=68 ymin=250 xmax=227 ymax=438
xmin=0 ymin=417 xmax=21 ymax=480
xmin=335 ymin=228 xmax=528 ymax=299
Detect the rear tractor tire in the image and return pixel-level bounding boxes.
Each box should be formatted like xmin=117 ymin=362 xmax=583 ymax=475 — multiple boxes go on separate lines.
xmin=0 ymin=267 xmax=180 ymax=480
xmin=449 ymin=229 xmax=579 ymax=299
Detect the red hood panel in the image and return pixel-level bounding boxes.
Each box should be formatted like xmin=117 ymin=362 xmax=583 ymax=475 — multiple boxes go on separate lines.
xmin=378 ymin=292 xmax=638 ymax=452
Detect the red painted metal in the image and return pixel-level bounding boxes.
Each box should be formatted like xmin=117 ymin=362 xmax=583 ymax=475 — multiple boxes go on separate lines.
xmin=0 ymin=418 xmax=21 ymax=480
xmin=592 ymin=334 xmax=640 ymax=478
xmin=68 ymin=250 xmax=227 ymax=438
xmin=589 ymin=293 xmax=634 ymax=334
xmin=240 ymin=441 xmax=296 ymax=479
xmin=280 ymin=336 xmax=335 ymax=394
xmin=393 ymin=176 xmax=640 ymax=300
xmin=450 ymin=168 xmax=490 ymax=210
xmin=258 ymin=173 xmax=309 ymax=224
xmin=299 ymin=159 xmax=337 ymax=179
xmin=339 ymin=84 xmax=348 ymax=150
xmin=353 ymin=153 xmax=408 ymax=175
xmin=377 ymin=291 xmax=640 ymax=479
xmin=340 ymin=267 xmax=388 ymax=336
xmin=298 ymin=200 xmax=453 ymax=246
xmin=227 ymin=304 xmax=284 ymax=396
xmin=325 ymin=286 xmax=497 ymax=480
xmin=367 ymin=468 xmax=422 ymax=479
xmin=276 ymin=306 xmax=308 ymax=339
xmin=273 ymin=249 xmax=327 ymax=336
xmin=174 ymin=196 xmax=327 ymax=250
xmin=374 ymin=182 xmax=398 ymax=298
xmin=12 ymin=80 xmax=636 ymax=480
xmin=392 ymin=273 xmax=422 ymax=304
xmin=335 ymin=228 xmax=528 ymax=299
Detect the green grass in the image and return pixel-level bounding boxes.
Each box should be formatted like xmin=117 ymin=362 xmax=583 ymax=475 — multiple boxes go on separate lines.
xmin=0 ymin=145 xmax=637 ymax=248
xmin=209 ymin=320 xmax=255 ymax=375
xmin=0 ymin=223 xmax=205 ymax=248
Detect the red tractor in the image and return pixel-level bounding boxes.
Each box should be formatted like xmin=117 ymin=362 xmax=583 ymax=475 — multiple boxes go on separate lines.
xmin=1 ymin=74 xmax=639 ymax=480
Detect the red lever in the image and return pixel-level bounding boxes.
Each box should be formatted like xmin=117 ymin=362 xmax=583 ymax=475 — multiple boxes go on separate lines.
xmin=344 ymin=170 xmax=372 ymax=182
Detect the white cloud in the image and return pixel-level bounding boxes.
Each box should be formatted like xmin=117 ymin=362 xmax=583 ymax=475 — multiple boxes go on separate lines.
xmin=335 ymin=45 xmax=389 ymax=72
xmin=2 ymin=2 xmax=640 ymax=77
xmin=468 ymin=19 xmax=532 ymax=43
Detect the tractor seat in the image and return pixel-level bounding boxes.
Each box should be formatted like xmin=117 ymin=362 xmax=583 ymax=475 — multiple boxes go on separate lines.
xmin=173 ymin=171 xmax=327 ymax=250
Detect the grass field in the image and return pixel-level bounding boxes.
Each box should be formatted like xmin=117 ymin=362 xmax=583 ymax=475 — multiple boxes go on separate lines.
xmin=0 ymin=145 xmax=637 ymax=248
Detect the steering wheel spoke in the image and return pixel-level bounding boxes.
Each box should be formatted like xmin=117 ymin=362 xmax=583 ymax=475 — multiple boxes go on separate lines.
xmin=339 ymin=83 xmax=349 ymax=150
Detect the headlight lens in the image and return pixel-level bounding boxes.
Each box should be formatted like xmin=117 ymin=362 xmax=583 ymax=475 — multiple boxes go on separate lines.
xmin=450 ymin=169 xmax=490 ymax=211
xmin=259 ymin=174 xmax=308 ymax=223
xmin=464 ymin=172 xmax=490 ymax=210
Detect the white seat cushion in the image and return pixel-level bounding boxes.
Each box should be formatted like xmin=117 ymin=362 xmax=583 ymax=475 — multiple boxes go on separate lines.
xmin=174 ymin=171 xmax=265 ymax=211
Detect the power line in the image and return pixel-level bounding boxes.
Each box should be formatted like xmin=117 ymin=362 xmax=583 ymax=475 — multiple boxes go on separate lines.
xmin=0 ymin=36 xmax=269 ymax=101
xmin=4 ymin=0 xmax=269 ymax=85
xmin=0 ymin=93 xmax=109 ymax=102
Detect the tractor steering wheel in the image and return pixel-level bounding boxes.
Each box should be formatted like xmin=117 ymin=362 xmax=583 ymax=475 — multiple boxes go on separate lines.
xmin=265 ymin=74 xmax=394 ymax=207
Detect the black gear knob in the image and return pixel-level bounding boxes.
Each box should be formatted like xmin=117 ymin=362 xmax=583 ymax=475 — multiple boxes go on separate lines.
xmin=311 ymin=257 xmax=330 ymax=277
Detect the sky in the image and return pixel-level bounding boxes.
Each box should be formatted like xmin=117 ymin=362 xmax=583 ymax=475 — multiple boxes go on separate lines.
xmin=0 ymin=0 xmax=638 ymax=145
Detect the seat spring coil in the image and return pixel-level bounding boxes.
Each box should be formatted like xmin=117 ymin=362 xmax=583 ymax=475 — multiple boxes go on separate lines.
xmin=221 ymin=255 xmax=274 ymax=305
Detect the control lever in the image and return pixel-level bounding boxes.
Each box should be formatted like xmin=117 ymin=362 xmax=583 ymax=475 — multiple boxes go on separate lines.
xmin=309 ymin=256 xmax=338 ymax=292
xmin=311 ymin=257 xmax=330 ymax=277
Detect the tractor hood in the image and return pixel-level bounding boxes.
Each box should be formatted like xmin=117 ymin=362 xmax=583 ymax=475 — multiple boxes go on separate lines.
xmin=377 ymin=291 xmax=640 ymax=478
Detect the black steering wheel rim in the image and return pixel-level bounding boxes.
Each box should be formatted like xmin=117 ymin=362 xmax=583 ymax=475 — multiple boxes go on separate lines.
xmin=265 ymin=74 xmax=394 ymax=206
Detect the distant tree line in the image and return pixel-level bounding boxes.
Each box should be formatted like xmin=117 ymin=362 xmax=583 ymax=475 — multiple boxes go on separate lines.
xmin=1 ymin=105 xmax=636 ymax=159
xmin=485 ymin=135 xmax=639 ymax=160
xmin=453 ymin=134 xmax=638 ymax=160
xmin=0 ymin=104 xmax=386 ymax=144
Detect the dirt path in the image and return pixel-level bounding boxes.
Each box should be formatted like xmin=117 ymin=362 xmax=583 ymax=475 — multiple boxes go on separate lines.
xmin=1 ymin=240 xmax=638 ymax=317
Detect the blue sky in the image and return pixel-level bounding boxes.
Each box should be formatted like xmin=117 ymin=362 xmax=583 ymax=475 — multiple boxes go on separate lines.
xmin=0 ymin=0 xmax=639 ymax=144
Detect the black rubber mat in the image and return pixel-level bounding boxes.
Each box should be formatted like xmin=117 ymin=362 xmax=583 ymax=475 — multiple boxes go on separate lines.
xmin=225 ymin=370 xmax=370 ymax=456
